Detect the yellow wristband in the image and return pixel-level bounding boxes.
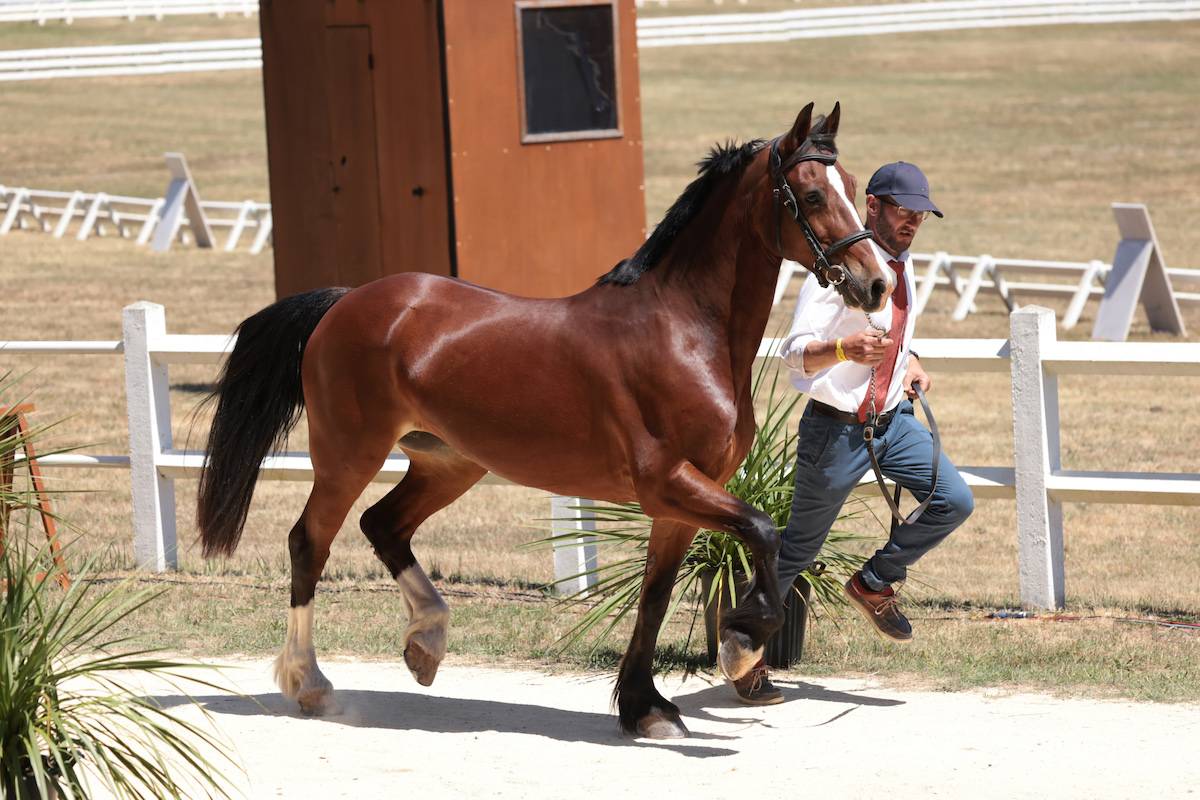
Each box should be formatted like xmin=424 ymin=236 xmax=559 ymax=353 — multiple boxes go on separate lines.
xmin=835 ymin=338 xmax=847 ymax=362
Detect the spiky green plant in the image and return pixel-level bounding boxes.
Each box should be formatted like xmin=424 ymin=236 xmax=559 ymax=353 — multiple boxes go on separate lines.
xmin=534 ymin=357 xmax=872 ymax=654
xmin=0 ymin=382 xmax=241 ymax=800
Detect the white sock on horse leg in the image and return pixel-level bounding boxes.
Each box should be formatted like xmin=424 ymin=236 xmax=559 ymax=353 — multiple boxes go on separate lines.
xmin=274 ymin=602 xmax=332 ymax=709
xmin=396 ymin=564 xmax=449 ymax=662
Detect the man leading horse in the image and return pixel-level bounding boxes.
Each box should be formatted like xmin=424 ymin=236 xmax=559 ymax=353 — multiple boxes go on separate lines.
xmin=197 ymin=103 xmax=893 ymax=739
xmin=732 ymin=162 xmax=975 ymax=704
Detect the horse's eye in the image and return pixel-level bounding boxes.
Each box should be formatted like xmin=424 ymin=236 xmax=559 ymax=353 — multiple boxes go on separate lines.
xmin=804 ymin=191 xmax=823 ymax=206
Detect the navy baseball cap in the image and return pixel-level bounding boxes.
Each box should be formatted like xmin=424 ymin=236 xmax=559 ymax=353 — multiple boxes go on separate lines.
xmin=866 ymin=161 xmax=943 ymax=218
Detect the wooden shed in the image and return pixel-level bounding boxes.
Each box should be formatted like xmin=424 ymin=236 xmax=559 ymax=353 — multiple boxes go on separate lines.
xmin=260 ymin=0 xmax=647 ymax=299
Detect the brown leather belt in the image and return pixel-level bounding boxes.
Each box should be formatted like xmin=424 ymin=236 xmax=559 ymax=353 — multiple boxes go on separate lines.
xmin=811 ymin=399 xmax=897 ymax=429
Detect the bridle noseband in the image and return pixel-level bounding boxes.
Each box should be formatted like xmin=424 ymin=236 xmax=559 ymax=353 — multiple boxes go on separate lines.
xmin=770 ymin=137 xmax=874 ymax=291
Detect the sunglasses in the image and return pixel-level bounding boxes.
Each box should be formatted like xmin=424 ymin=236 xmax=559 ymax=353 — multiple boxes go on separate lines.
xmin=881 ymin=197 xmax=929 ymax=222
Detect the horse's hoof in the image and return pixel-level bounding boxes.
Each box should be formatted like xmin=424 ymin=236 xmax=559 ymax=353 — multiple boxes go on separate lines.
xmin=404 ymin=639 xmax=441 ymax=687
xmin=636 ymin=709 xmax=689 ymax=739
xmin=294 ymin=669 xmax=333 ymax=715
xmin=296 ymin=685 xmax=333 ymax=716
xmin=718 ymin=629 xmax=762 ymax=681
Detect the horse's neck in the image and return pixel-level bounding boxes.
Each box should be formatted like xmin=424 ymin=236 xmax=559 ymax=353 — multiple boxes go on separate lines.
xmin=653 ymin=168 xmax=779 ymax=396
xmin=726 ymin=232 xmax=779 ymax=397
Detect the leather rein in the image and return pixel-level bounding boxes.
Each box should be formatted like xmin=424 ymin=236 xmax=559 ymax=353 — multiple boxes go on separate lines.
xmin=865 ymin=382 xmax=942 ymax=528
xmin=769 ymin=136 xmax=874 ymax=292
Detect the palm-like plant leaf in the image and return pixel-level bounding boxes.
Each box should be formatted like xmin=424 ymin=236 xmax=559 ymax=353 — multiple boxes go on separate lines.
xmin=1 ymin=378 xmax=242 ymax=800
xmin=1 ymin=538 xmax=243 ymax=799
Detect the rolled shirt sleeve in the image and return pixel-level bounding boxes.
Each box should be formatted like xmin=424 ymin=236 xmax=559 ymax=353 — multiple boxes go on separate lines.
xmin=779 ymin=269 xmax=843 ymax=379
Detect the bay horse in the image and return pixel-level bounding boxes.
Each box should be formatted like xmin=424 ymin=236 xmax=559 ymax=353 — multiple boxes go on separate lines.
xmin=196 ymin=102 xmax=892 ymax=739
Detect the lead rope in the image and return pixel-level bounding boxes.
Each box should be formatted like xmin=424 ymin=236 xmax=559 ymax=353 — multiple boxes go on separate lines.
xmin=862 ymin=316 xmax=941 ymax=527
xmin=864 ymin=316 xmax=887 ymax=434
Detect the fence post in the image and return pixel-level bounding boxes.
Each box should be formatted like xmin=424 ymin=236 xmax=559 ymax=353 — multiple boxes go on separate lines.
xmin=953 ymin=254 xmax=992 ymax=321
xmin=912 ymin=250 xmax=947 ymax=316
xmin=1062 ymin=259 xmax=1104 ymax=330
xmin=123 ymin=302 xmax=177 ymax=571
xmin=0 ymin=187 xmax=29 ymax=234
xmin=76 ymin=192 xmax=107 ymax=241
xmin=549 ymin=495 xmax=598 ymax=596
xmin=249 ymin=208 xmax=273 ymax=254
xmin=1009 ymin=306 xmax=1064 ymax=609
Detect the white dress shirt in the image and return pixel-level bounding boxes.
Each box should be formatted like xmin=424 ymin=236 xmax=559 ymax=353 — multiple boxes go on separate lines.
xmin=778 ymin=247 xmax=916 ymax=415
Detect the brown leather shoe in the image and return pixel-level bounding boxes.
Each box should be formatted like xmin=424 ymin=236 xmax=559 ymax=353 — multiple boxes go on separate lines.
xmin=844 ymin=572 xmax=913 ymax=643
xmin=732 ymin=659 xmax=783 ymax=705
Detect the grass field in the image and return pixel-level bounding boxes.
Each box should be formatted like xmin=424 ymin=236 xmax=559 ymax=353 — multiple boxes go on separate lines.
xmin=1 ymin=14 xmax=1198 ymax=701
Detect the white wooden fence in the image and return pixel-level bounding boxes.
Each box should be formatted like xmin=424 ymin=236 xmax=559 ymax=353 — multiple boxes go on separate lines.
xmin=778 ymin=199 xmax=1199 ymax=343
xmin=635 ymin=0 xmax=1200 ymax=47
xmin=1 ymin=303 xmax=1197 ymax=607
xmin=776 ymin=252 xmax=1200 ymax=319
xmin=10 ymin=0 xmax=1196 ymax=33
xmin=3 ymin=0 xmax=1199 ymax=81
xmin=0 ymin=38 xmax=260 ymax=80
xmin=0 ymin=184 xmax=271 ymax=252
xmin=0 ymin=0 xmax=255 ymax=24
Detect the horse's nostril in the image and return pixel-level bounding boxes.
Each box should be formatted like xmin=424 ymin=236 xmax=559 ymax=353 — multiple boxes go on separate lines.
xmin=870 ymin=278 xmax=887 ymax=305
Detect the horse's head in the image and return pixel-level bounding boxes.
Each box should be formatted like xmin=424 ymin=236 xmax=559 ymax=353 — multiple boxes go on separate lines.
xmin=764 ymin=102 xmax=892 ymax=312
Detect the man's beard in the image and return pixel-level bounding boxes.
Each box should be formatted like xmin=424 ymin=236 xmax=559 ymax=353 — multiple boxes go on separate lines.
xmin=876 ymin=223 xmax=909 ymax=255
xmin=867 ymin=211 xmax=913 ymax=256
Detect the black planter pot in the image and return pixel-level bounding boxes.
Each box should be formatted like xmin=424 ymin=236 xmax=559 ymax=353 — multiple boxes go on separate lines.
xmin=700 ymin=570 xmax=811 ymax=670
xmin=13 ymin=770 xmax=60 ymax=799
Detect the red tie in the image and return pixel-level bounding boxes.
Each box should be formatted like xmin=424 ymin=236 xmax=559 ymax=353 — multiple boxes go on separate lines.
xmin=857 ymin=260 xmax=908 ymax=422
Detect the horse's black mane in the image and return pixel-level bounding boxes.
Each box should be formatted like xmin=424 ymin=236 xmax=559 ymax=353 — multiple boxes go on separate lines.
xmin=596 ymin=139 xmax=765 ymax=286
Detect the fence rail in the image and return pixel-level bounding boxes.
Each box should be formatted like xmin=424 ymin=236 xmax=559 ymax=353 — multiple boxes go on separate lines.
xmin=774 ymin=251 xmax=1200 ymax=327
xmin=3 ymin=0 xmax=1199 ymax=79
xmin=636 ymin=0 xmax=1200 ymax=47
xmin=0 ymin=37 xmax=260 ymax=80
xmin=0 ymin=184 xmax=271 ymax=252
xmin=0 ymin=0 xmax=255 ymax=24
xmin=2 ymin=303 xmax=1197 ymax=606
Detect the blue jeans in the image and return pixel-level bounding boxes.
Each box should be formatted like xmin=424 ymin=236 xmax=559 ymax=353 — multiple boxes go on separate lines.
xmin=777 ymin=399 xmax=974 ymax=600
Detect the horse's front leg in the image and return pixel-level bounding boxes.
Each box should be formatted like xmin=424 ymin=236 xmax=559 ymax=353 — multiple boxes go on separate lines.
xmin=616 ymin=520 xmax=697 ymax=739
xmin=639 ymin=461 xmax=784 ymax=685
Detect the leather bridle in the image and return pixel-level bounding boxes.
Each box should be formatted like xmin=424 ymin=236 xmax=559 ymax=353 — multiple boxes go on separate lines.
xmin=769 ymin=136 xmax=875 ymax=292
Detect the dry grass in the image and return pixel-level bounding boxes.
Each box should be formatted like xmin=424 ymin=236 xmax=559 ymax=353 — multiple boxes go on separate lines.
xmin=1 ymin=17 xmax=1198 ymax=697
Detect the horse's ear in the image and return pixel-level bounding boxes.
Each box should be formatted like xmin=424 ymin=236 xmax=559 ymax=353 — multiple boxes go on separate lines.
xmin=824 ymin=101 xmax=841 ymax=139
xmin=780 ymin=102 xmax=815 ymax=155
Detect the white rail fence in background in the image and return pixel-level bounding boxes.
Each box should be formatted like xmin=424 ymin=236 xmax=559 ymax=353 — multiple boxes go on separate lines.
xmin=910 ymin=252 xmax=1200 ymax=320
xmin=635 ymin=0 xmax=1200 ymax=47
xmin=0 ymin=183 xmax=271 ymax=253
xmin=775 ymin=253 xmax=1200 ymax=317
xmin=0 ymin=0 xmax=255 ymax=24
xmin=774 ymin=203 xmax=1199 ymax=342
xmin=0 ymin=38 xmax=260 ymax=80
xmin=3 ymin=0 xmax=1199 ymax=79
xmin=2 ymin=303 xmax=1197 ymax=608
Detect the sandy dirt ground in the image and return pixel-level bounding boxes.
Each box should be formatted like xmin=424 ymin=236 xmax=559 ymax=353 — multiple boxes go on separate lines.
xmin=126 ymin=657 xmax=1200 ymax=799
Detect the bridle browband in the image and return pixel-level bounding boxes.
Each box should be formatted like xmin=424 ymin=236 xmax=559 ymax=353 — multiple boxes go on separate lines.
xmin=769 ymin=136 xmax=875 ymax=291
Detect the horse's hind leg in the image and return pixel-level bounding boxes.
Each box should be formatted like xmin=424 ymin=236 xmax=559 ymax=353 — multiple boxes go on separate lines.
xmin=359 ymin=444 xmax=486 ymax=686
xmin=276 ymin=478 xmax=361 ymax=714
xmin=277 ymin=432 xmax=397 ymax=715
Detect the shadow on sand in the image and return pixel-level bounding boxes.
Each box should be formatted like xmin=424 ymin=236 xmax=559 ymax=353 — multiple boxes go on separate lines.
xmin=147 ymin=688 xmax=741 ymax=758
xmin=147 ymin=675 xmax=905 ymax=756
xmin=673 ymin=677 xmax=906 ymax=727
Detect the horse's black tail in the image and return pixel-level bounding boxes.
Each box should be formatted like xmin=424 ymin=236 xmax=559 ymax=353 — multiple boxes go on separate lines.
xmin=197 ymin=287 xmax=350 ymax=558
